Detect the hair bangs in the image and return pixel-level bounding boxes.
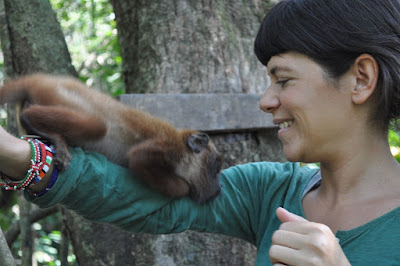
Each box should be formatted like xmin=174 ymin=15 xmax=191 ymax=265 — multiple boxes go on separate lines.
xmin=254 ymin=3 xmax=294 ymax=66
xmin=254 ymin=1 xmax=320 ymax=66
xmin=254 ymin=0 xmax=358 ymax=75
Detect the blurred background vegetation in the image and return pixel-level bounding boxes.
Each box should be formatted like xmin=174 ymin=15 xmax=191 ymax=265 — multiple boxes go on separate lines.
xmin=50 ymin=0 xmax=124 ymax=96
xmin=1 ymin=0 xmax=121 ymax=264
xmin=0 ymin=0 xmax=399 ymax=265
xmin=390 ymin=126 xmax=400 ymax=163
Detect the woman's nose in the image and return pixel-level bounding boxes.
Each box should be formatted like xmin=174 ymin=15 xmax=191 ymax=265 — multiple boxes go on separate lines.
xmin=259 ymin=87 xmax=280 ymax=113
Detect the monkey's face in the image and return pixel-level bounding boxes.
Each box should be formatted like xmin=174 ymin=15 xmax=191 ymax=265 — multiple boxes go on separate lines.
xmin=177 ymin=132 xmax=223 ymax=204
xmin=127 ymin=131 xmax=223 ymax=204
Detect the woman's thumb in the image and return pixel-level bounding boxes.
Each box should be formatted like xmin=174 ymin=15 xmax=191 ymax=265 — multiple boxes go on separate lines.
xmin=276 ymin=207 xmax=307 ymax=223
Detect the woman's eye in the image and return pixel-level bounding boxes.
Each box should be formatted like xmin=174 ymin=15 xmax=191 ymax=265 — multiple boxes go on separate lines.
xmin=276 ymin=79 xmax=289 ymax=87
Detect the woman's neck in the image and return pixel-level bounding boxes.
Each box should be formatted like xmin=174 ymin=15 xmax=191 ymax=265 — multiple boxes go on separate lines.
xmin=302 ymin=133 xmax=400 ymax=232
xmin=318 ymin=134 xmax=400 ymax=204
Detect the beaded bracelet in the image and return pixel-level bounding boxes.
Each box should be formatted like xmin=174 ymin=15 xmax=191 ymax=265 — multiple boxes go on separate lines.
xmin=0 ymin=138 xmax=55 ymax=191
xmin=32 ymin=166 xmax=59 ymax=197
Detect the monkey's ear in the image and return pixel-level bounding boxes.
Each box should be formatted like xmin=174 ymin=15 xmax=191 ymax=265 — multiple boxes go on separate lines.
xmin=128 ymin=140 xmax=190 ymax=198
xmin=187 ymin=133 xmax=209 ymax=154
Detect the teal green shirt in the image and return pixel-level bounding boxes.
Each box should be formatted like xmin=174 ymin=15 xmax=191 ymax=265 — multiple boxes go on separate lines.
xmin=27 ymin=148 xmax=400 ymax=265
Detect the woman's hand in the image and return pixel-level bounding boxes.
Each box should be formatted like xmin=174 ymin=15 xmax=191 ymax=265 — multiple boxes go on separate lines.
xmin=269 ymin=207 xmax=351 ymax=266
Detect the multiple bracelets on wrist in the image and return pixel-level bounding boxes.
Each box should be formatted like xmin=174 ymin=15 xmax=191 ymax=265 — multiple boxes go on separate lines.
xmin=0 ymin=137 xmax=58 ymax=196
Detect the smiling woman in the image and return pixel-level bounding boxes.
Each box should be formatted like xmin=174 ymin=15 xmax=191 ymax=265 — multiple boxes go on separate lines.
xmin=1 ymin=0 xmax=400 ymax=265
xmin=259 ymin=52 xmax=362 ymax=164
xmin=255 ymin=0 xmax=400 ymax=264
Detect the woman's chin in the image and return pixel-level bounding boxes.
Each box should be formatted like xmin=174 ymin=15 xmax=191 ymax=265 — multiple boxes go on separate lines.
xmin=282 ymin=145 xmax=304 ymax=162
xmin=283 ymin=150 xmax=300 ymax=162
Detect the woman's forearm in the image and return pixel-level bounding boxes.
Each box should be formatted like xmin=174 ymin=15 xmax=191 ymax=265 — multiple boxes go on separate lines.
xmin=0 ymin=126 xmax=53 ymax=192
xmin=0 ymin=126 xmax=30 ymax=177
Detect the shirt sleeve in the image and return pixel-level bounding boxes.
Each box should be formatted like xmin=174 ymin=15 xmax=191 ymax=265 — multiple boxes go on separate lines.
xmin=25 ymin=147 xmax=309 ymax=245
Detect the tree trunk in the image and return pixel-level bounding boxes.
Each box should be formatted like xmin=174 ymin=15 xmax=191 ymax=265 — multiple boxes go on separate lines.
xmin=0 ymin=227 xmax=16 ymax=266
xmin=0 ymin=0 xmax=76 ymax=264
xmin=110 ymin=0 xmax=274 ymax=94
xmin=18 ymin=192 xmax=33 ymax=266
xmin=1 ymin=0 xmax=76 ymax=77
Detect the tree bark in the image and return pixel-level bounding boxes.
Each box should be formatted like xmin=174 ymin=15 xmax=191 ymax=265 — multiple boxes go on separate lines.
xmin=110 ymin=0 xmax=274 ymax=94
xmin=0 ymin=0 xmax=76 ymax=264
xmin=1 ymin=0 xmax=76 ymax=77
xmin=18 ymin=192 xmax=33 ymax=266
xmin=0 ymin=227 xmax=16 ymax=266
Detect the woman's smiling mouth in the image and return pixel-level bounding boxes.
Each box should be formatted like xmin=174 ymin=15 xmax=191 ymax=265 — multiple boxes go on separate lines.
xmin=278 ymin=120 xmax=294 ymax=129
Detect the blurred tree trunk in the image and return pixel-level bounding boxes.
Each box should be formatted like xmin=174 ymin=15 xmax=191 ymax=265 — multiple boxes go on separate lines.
xmin=0 ymin=227 xmax=16 ymax=266
xmin=0 ymin=0 xmax=76 ymax=78
xmin=110 ymin=0 xmax=274 ymax=94
xmin=18 ymin=192 xmax=33 ymax=266
xmin=0 ymin=0 xmax=76 ymax=264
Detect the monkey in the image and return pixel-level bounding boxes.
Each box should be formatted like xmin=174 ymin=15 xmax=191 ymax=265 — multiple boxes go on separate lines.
xmin=0 ymin=73 xmax=223 ymax=203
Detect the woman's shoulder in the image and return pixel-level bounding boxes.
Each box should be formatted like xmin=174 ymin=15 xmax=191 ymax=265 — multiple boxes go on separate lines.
xmin=221 ymin=161 xmax=317 ymax=180
xmin=219 ymin=161 xmax=319 ymax=192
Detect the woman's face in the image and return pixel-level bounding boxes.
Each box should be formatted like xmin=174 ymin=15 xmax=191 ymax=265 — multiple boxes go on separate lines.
xmin=259 ymin=52 xmax=355 ymax=163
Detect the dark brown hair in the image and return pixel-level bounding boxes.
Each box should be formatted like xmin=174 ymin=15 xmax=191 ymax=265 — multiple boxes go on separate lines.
xmin=254 ymin=0 xmax=400 ymax=128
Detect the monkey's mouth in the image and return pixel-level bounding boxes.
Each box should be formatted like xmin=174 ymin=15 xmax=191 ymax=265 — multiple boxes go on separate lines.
xmin=208 ymin=185 xmax=222 ymax=200
xmin=189 ymin=183 xmax=222 ymax=204
xmin=209 ymin=153 xmax=223 ymax=179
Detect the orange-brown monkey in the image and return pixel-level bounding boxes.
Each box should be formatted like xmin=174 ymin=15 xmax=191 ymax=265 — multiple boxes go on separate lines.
xmin=0 ymin=74 xmax=223 ymax=203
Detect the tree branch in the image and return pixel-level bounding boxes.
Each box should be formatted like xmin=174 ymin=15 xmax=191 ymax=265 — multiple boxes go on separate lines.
xmin=0 ymin=226 xmax=16 ymax=266
xmin=19 ymin=193 xmax=33 ymax=266
xmin=5 ymin=205 xmax=59 ymax=246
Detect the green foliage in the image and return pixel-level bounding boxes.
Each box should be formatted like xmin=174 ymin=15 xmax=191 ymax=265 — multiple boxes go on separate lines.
xmin=33 ymin=228 xmax=77 ymax=265
xmin=8 ymin=209 xmax=77 ymax=265
xmin=0 ymin=194 xmax=17 ymax=230
xmin=0 ymin=1 xmax=122 ymax=264
xmin=0 ymin=109 xmax=6 ymax=127
xmin=389 ymin=129 xmax=400 ymax=163
xmin=50 ymin=0 xmax=124 ymax=96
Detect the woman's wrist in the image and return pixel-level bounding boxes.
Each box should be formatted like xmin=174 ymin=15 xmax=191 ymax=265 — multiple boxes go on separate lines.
xmin=27 ymin=163 xmax=54 ymax=193
xmin=0 ymin=127 xmax=56 ymax=194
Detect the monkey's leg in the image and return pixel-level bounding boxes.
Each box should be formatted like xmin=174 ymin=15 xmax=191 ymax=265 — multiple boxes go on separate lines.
xmin=21 ymin=105 xmax=107 ymax=171
xmin=128 ymin=140 xmax=190 ymax=199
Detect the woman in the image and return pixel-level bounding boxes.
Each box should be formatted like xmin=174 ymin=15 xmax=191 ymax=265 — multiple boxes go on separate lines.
xmin=1 ymin=0 xmax=400 ymax=264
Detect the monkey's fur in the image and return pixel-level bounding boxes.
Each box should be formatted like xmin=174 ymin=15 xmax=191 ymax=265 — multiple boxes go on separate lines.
xmin=0 ymin=74 xmax=223 ymax=203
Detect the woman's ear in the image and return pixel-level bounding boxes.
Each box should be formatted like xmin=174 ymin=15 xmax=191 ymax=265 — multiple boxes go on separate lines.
xmin=351 ymin=54 xmax=379 ymax=105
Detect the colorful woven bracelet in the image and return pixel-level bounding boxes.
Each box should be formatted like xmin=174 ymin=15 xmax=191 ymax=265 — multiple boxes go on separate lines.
xmin=0 ymin=138 xmax=54 ymax=191
xmin=32 ymin=166 xmax=59 ymax=197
